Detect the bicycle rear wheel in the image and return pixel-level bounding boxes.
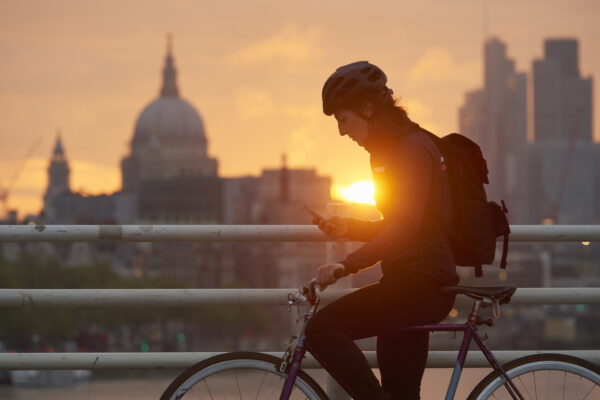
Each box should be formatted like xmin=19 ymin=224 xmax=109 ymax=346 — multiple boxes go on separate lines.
xmin=468 ymin=353 xmax=600 ymax=399
xmin=161 ymin=351 xmax=328 ymax=400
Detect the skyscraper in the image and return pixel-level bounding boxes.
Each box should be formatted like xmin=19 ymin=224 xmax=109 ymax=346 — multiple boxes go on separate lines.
xmin=528 ymin=39 xmax=597 ymax=224
xmin=459 ymin=37 xmax=527 ymax=220
xmin=533 ymin=39 xmax=592 ymax=142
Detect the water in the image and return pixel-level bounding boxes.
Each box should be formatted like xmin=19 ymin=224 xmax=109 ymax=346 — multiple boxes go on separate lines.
xmin=2 ymin=368 xmax=597 ymax=399
xmin=0 ymin=369 xmax=490 ymax=399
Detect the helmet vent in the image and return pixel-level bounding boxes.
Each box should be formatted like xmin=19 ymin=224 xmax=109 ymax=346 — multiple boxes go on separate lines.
xmin=367 ymin=71 xmax=381 ymax=82
xmin=325 ymin=76 xmax=345 ymax=96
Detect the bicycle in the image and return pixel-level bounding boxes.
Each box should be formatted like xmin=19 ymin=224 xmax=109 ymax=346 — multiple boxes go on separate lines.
xmin=161 ymin=280 xmax=600 ymax=399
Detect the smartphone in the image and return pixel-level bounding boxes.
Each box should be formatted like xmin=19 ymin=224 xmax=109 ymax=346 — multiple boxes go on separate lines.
xmin=301 ymin=206 xmax=326 ymax=224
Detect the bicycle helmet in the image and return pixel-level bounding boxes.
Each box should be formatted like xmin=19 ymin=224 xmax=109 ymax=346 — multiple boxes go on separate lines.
xmin=322 ymin=61 xmax=388 ymax=116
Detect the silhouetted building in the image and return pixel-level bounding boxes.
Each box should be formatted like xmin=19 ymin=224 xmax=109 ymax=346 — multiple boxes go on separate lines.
xmin=121 ymin=37 xmax=218 ymax=194
xmin=43 ymin=133 xmax=71 ymax=220
xmin=459 ymin=37 xmax=528 ymax=221
xmin=29 ymin=37 xmax=333 ymax=291
xmin=527 ymin=38 xmax=597 ymax=224
xmin=533 ymin=39 xmax=593 ymax=142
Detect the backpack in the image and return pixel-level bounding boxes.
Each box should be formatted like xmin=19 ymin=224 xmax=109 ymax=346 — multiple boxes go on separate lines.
xmin=424 ymin=131 xmax=510 ymax=277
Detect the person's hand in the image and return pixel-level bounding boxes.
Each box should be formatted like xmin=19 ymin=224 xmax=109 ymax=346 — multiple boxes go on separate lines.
xmin=314 ymin=216 xmax=348 ymax=239
xmin=315 ymin=263 xmax=346 ymax=291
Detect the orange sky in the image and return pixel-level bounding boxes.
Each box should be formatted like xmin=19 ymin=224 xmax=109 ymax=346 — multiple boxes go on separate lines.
xmin=1 ymin=0 xmax=599 ymax=217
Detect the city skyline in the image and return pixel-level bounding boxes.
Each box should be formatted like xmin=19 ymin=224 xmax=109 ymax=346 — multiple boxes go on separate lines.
xmin=1 ymin=0 xmax=599 ymax=216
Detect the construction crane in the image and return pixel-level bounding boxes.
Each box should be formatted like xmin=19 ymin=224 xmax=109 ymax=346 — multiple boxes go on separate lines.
xmin=541 ymin=105 xmax=585 ymax=224
xmin=0 ymin=136 xmax=42 ymax=218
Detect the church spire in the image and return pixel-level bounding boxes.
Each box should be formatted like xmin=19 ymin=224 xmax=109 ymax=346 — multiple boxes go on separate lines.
xmin=44 ymin=128 xmax=71 ymax=216
xmin=54 ymin=132 xmax=63 ymax=154
xmin=160 ymin=33 xmax=179 ymax=97
xmin=52 ymin=129 xmax=66 ymax=162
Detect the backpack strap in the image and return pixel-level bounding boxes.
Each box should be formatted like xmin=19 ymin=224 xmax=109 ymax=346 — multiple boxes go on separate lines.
xmin=500 ymin=233 xmax=509 ymax=270
xmin=500 ymin=200 xmax=509 ymax=270
xmin=475 ymin=264 xmax=483 ymax=277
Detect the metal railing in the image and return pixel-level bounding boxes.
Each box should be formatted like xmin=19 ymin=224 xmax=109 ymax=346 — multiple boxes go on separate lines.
xmin=1 ymin=224 xmax=600 ymax=242
xmin=0 ymin=223 xmax=599 ymax=397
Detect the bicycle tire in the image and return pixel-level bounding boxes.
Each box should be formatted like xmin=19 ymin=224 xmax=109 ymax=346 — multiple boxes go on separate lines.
xmin=161 ymin=351 xmax=329 ymax=400
xmin=467 ymin=353 xmax=600 ymax=399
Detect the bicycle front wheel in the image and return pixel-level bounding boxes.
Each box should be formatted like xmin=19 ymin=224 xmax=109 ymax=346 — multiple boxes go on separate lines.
xmin=468 ymin=353 xmax=600 ymax=399
xmin=161 ymin=351 xmax=328 ymax=400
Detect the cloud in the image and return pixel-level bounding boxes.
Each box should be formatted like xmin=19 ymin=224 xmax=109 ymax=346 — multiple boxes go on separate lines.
xmin=235 ymin=88 xmax=321 ymax=121
xmin=228 ymin=24 xmax=323 ymax=67
xmin=400 ymin=98 xmax=443 ymax=134
xmin=235 ymin=88 xmax=277 ymax=119
xmin=408 ymin=47 xmax=479 ymax=89
xmin=402 ymin=47 xmax=480 ymax=134
xmin=288 ymin=127 xmax=317 ymax=165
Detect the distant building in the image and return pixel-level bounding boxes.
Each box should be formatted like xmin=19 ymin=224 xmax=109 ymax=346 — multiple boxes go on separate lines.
xmin=533 ymin=39 xmax=593 ymax=142
xmin=121 ymin=37 xmax=218 ymax=194
xmin=42 ymin=134 xmax=135 ymax=226
xmin=43 ymin=134 xmax=70 ymax=218
xmin=528 ymin=38 xmax=597 ymax=224
xmin=527 ymin=141 xmax=599 ymax=224
xmin=21 ymin=37 xmax=333 ymax=290
xmin=459 ymin=37 xmax=528 ymax=221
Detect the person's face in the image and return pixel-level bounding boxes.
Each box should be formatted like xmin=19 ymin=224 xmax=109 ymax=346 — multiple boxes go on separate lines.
xmin=333 ymin=109 xmax=369 ymax=147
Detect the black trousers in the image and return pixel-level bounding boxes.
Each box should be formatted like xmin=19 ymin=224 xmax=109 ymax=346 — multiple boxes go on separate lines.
xmin=304 ymin=273 xmax=455 ymax=400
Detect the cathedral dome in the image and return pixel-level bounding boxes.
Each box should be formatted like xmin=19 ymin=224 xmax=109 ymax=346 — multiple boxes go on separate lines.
xmin=121 ymin=36 xmax=218 ymax=193
xmin=131 ymin=36 xmax=206 ymax=147
xmin=133 ymin=97 xmax=206 ymax=145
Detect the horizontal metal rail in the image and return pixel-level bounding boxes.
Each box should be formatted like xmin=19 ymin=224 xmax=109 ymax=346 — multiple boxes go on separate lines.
xmin=1 ymin=224 xmax=599 ymax=242
xmin=1 ymin=350 xmax=598 ymax=370
xmin=0 ymin=288 xmax=599 ymax=307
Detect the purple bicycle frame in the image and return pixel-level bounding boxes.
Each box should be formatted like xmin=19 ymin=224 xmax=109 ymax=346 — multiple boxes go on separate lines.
xmin=402 ymin=323 xmax=524 ymax=400
xmin=279 ymin=322 xmax=525 ymax=400
xmin=279 ymin=319 xmax=312 ymax=400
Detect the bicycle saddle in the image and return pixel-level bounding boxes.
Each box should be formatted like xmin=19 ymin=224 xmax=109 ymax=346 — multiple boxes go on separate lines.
xmin=440 ymin=285 xmax=517 ymax=305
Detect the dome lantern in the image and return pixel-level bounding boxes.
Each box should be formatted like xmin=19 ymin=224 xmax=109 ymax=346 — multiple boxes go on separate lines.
xmin=160 ymin=33 xmax=179 ymax=98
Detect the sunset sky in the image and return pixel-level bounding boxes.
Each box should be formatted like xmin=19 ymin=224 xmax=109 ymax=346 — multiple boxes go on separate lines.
xmin=1 ymin=0 xmax=599 ymax=216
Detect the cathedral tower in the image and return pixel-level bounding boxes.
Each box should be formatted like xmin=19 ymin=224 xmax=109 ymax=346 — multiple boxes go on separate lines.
xmin=44 ymin=131 xmax=71 ymax=219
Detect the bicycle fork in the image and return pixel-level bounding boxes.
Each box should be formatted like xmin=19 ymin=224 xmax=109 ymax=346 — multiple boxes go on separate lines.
xmin=279 ymin=296 xmax=317 ymax=400
xmin=279 ymin=333 xmax=308 ymax=400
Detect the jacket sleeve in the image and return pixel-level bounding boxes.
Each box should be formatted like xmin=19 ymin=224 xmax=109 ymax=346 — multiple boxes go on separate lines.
xmin=340 ymin=135 xmax=434 ymax=275
xmin=345 ymin=218 xmax=387 ymax=242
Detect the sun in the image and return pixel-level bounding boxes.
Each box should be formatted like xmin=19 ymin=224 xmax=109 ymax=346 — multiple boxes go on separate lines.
xmin=337 ymin=181 xmax=376 ymax=205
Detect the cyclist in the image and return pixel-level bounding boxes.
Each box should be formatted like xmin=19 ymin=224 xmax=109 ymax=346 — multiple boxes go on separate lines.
xmin=304 ymin=61 xmax=459 ymax=400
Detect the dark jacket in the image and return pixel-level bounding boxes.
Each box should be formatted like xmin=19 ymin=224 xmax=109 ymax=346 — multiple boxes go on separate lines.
xmin=340 ymin=109 xmax=459 ymax=285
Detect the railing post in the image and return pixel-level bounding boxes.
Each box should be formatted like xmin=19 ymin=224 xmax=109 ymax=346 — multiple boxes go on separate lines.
xmin=325 ymin=203 xmax=351 ymax=400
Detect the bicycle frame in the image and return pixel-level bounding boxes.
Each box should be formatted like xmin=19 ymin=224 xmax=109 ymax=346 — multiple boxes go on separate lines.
xmin=279 ymin=296 xmax=319 ymax=400
xmin=278 ymin=301 xmax=525 ymax=400
xmin=401 ymin=323 xmax=524 ymax=400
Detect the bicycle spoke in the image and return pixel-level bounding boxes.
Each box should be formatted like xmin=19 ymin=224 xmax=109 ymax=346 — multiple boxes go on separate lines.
xmin=264 ymin=375 xmax=282 ymax=400
xmin=516 ymin=374 xmax=534 ymax=400
xmin=581 ymin=382 xmax=597 ymax=400
xmin=574 ymin=375 xmax=582 ymax=400
xmin=234 ymin=370 xmax=242 ymax=400
xmin=533 ymin=370 xmax=538 ymax=400
xmin=547 ymin=370 xmax=550 ymax=400
xmin=254 ymin=370 xmax=268 ymax=400
xmin=188 ymin=385 xmax=206 ymax=400
xmin=203 ymin=377 xmax=214 ymax=400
